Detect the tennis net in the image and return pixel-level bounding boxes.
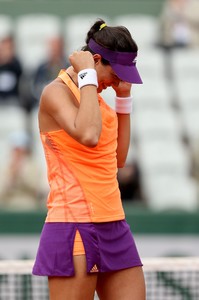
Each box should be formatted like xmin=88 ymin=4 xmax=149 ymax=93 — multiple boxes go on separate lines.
xmin=0 ymin=257 xmax=199 ymax=299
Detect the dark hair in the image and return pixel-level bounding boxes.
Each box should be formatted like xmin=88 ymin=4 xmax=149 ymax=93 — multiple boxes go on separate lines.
xmin=81 ymin=19 xmax=138 ymax=65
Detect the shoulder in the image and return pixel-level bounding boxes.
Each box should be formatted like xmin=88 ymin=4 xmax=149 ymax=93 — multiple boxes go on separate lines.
xmin=40 ymin=78 xmax=77 ymax=112
xmin=42 ymin=78 xmax=68 ymax=100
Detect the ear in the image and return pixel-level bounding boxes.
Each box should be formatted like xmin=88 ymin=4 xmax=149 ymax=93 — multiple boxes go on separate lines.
xmin=93 ymin=54 xmax=102 ymax=65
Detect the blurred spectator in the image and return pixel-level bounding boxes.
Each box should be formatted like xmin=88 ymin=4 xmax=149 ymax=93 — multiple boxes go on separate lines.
xmin=0 ymin=34 xmax=23 ymax=104
xmin=158 ymin=0 xmax=194 ymax=49
xmin=20 ymin=35 xmax=69 ymax=112
xmin=0 ymin=131 xmax=47 ymax=210
xmin=186 ymin=0 xmax=199 ymax=47
xmin=192 ymin=140 xmax=199 ymax=188
xmin=117 ymin=156 xmax=143 ymax=202
xmin=32 ymin=35 xmax=69 ymax=102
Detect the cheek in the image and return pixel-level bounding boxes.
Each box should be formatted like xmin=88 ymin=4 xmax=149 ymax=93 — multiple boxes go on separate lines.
xmin=104 ymin=73 xmax=115 ymax=83
xmin=108 ymin=76 xmax=120 ymax=87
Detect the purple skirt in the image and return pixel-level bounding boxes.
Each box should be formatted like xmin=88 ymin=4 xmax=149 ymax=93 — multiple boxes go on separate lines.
xmin=32 ymin=220 xmax=142 ymax=277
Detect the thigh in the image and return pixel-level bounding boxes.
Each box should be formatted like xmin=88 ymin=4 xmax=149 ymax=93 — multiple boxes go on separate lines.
xmin=96 ymin=266 xmax=146 ymax=300
xmin=48 ymin=255 xmax=98 ymax=300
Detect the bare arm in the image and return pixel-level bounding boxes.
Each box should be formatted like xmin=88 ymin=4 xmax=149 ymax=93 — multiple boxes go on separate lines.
xmin=112 ymin=82 xmax=132 ymax=168
xmin=39 ymin=51 xmax=102 ymax=147
xmin=117 ymin=113 xmax=131 ymax=168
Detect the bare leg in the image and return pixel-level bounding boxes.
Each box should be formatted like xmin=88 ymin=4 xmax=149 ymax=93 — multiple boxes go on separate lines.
xmin=96 ymin=266 xmax=146 ymax=300
xmin=48 ymin=255 xmax=98 ymax=300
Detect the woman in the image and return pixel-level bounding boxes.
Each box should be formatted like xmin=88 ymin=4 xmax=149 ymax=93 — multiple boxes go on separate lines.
xmin=33 ymin=19 xmax=146 ymax=300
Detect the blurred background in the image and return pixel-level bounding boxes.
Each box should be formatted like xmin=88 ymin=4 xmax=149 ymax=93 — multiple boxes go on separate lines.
xmin=0 ymin=0 xmax=199 ymax=262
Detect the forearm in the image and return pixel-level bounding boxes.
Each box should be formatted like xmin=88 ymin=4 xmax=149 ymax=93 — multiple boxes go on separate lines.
xmin=114 ymin=83 xmax=132 ymax=168
xmin=116 ymin=113 xmax=131 ymax=168
xmin=75 ymin=85 xmax=102 ymax=147
xmin=67 ymin=52 xmax=102 ymax=146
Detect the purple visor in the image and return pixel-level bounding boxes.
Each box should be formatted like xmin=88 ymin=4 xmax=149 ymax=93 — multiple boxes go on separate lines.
xmin=88 ymin=38 xmax=142 ymax=84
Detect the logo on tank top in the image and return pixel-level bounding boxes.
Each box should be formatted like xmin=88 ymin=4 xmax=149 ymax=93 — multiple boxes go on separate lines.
xmin=90 ymin=264 xmax=99 ymax=273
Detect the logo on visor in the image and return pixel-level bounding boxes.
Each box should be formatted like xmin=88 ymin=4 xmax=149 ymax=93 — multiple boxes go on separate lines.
xmin=79 ymin=72 xmax=87 ymax=79
xmin=133 ymin=57 xmax=137 ymax=64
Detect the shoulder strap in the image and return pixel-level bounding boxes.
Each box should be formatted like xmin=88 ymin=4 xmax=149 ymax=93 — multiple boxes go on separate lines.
xmin=58 ymin=69 xmax=103 ymax=105
xmin=58 ymin=69 xmax=80 ymax=102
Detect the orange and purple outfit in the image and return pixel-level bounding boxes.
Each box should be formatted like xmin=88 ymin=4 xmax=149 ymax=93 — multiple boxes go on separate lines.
xmin=32 ymin=70 xmax=142 ymax=276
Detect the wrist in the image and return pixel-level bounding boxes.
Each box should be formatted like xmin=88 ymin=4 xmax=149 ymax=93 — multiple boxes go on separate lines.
xmin=116 ymin=93 xmax=131 ymax=98
xmin=115 ymin=96 xmax=133 ymax=114
xmin=78 ymin=68 xmax=98 ymax=89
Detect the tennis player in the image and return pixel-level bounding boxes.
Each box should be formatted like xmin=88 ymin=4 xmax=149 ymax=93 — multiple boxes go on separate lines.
xmin=33 ymin=19 xmax=146 ymax=300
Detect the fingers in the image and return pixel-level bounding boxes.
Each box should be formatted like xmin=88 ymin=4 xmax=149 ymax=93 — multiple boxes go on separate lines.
xmin=112 ymin=81 xmax=132 ymax=97
xmin=69 ymin=51 xmax=95 ymax=73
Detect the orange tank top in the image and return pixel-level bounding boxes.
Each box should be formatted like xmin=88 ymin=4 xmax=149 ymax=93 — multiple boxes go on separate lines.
xmin=42 ymin=70 xmax=125 ymax=223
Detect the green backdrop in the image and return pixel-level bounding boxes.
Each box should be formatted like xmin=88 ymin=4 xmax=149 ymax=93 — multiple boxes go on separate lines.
xmin=1 ymin=205 xmax=199 ymax=234
xmin=0 ymin=0 xmax=165 ymax=19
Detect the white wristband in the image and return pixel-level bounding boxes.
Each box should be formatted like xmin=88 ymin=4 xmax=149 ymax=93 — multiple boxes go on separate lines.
xmin=115 ymin=96 xmax=133 ymax=114
xmin=78 ymin=68 xmax=98 ymax=89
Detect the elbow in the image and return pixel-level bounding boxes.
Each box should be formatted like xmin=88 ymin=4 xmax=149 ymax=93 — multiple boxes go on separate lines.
xmin=117 ymin=162 xmax=125 ymax=168
xmin=117 ymin=158 xmax=126 ymax=168
xmin=81 ymin=132 xmax=100 ymax=148
xmin=117 ymin=154 xmax=128 ymax=168
xmin=83 ymin=138 xmax=99 ymax=148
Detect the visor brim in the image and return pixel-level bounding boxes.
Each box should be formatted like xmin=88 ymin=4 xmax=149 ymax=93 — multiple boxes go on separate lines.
xmin=111 ymin=63 xmax=143 ymax=84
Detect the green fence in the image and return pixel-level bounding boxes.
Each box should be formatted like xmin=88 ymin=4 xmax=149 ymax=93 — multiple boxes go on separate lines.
xmin=1 ymin=204 xmax=199 ymax=234
xmin=0 ymin=0 xmax=165 ymax=19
